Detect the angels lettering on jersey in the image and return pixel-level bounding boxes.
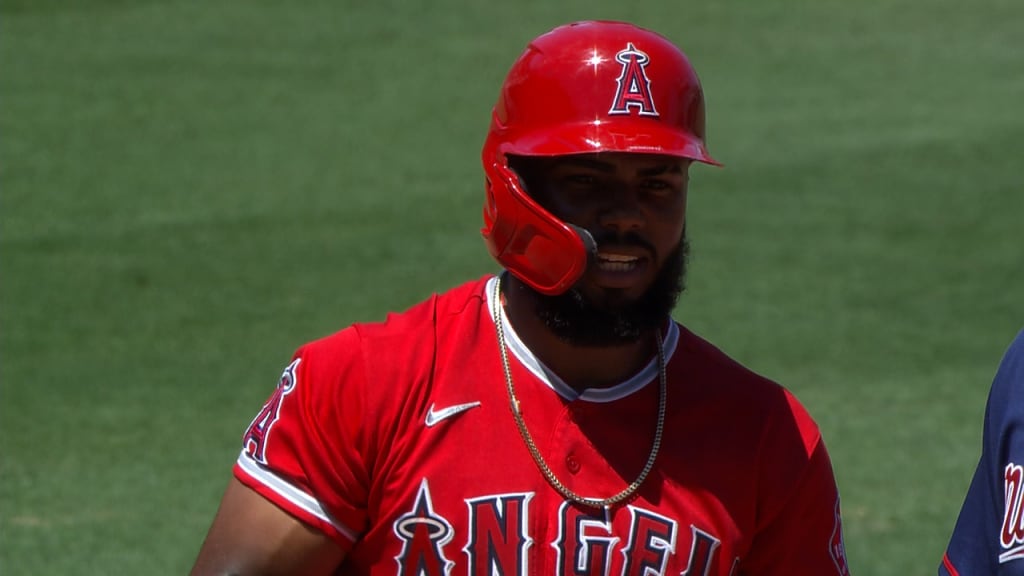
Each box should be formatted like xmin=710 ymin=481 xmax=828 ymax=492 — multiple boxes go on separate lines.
xmin=392 ymin=478 xmax=724 ymax=576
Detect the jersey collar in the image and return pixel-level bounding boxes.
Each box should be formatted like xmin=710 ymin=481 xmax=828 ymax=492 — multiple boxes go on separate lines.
xmin=485 ymin=274 xmax=679 ymax=403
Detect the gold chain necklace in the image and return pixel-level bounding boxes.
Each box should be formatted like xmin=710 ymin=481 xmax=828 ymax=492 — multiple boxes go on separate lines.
xmin=491 ymin=276 xmax=667 ymax=510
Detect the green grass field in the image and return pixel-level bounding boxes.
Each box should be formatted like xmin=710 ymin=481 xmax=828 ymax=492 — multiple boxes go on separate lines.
xmin=2 ymin=0 xmax=1022 ymax=573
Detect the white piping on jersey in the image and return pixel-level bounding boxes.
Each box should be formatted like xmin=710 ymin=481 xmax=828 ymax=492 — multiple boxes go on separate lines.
xmin=236 ymin=450 xmax=359 ymax=542
xmin=485 ymin=275 xmax=679 ymax=403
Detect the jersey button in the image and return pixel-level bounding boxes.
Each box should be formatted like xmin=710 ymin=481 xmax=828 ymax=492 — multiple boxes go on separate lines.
xmin=566 ymin=454 xmax=581 ymax=474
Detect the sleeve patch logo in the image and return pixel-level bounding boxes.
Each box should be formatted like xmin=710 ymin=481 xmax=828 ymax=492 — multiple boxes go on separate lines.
xmin=1001 ymin=462 xmax=1024 ymax=563
xmin=243 ymin=358 xmax=301 ymax=465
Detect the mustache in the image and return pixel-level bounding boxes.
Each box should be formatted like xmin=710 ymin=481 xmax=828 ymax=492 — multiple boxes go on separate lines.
xmin=589 ymin=230 xmax=657 ymax=255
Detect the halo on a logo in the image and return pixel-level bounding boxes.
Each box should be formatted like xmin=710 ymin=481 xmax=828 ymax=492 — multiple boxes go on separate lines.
xmin=395 ymin=516 xmax=450 ymax=539
xmin=608 ymin=42 xmax=659 ymax=117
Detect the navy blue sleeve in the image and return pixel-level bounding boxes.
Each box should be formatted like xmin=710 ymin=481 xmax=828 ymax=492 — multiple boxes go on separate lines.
xmin=941 ymin=329 xmax=1024 ymax=575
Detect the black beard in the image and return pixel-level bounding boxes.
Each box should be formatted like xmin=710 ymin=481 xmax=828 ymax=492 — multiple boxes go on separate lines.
xmin=516 ymin=235 xmax=689 ymax=347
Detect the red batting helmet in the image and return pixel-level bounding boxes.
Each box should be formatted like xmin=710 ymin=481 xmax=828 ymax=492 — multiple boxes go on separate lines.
xmin=481 ymin=20 xmax=720 ymax=295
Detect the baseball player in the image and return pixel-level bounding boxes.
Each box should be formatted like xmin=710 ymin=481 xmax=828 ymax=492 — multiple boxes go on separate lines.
xmin=191 ymin=20 xmax=850 ymax=575
xmin=941 ymin=328 xmax=1024 ymax=575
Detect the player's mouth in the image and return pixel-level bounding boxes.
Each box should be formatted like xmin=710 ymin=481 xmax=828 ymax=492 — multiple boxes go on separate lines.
xmin=597 ymin=253 xmax=642 ymax=272
xmin=592 ymin=249 xmax=651 ymax=288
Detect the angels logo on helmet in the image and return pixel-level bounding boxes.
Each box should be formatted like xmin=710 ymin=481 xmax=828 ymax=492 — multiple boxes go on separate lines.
xmin=609 ymin=42 xmax=659 ymax=117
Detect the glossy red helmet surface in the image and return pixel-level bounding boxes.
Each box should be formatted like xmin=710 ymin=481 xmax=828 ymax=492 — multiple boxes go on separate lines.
xmin=482 ymin=20 xmax=720 ymax=295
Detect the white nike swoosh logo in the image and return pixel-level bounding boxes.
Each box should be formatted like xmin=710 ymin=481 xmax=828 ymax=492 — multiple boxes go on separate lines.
xmin=425 ymin=401 xmax=481 ymax=427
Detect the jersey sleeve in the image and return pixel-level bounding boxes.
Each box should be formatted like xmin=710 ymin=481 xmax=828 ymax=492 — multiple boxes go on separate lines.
xmin=939 ymin=452 xmax=998 ymax=575
xmin=232 ymin=327 xmax=374 ymax=549
xmin=740 ymin=390 xmax=851 ymax=576
xmin=940 ymin=328 xmax=1024 ymax=575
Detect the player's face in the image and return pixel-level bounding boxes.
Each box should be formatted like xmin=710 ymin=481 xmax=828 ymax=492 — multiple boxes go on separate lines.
xmin=513 ymin=152 xmax=690 ymax=345
xmin=533 ymin=152 xmax=689 ymax=300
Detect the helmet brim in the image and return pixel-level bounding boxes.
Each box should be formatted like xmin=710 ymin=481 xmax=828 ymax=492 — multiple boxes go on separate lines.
xmin=495 ymin=118 xmax=721 ymax=167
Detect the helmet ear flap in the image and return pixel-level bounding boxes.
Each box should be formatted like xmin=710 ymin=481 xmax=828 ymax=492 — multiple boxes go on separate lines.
xmin=481 ymin=159 xmax=589 ymax=295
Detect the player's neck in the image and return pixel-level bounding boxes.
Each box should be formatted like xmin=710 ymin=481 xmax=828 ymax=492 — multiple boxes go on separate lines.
xmin=499 ymin=280 xmax=660 ymax=392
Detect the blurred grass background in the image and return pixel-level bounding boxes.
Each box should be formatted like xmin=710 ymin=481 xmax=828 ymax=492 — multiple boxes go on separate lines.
xmin=2 ymin=0 xmax=1022 ymax=573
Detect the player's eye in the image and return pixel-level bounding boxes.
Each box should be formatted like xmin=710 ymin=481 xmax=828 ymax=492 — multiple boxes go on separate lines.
xmin=640 ymin=179 xmax=677 ymax=198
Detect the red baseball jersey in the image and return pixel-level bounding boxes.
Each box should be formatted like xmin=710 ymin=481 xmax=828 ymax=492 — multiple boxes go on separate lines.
xmin=234 ymin=275 xmax=850 ymax=575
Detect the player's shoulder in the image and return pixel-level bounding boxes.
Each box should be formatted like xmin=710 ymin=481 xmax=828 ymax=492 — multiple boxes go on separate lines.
xmin=302 ymin=277 xmax=489 ymax=348
xmin=984 ymin=327 xmax=1024 ymax=417
xmin=675 ymin=324 xmax=784 ymax=394
xmin=362 ymin=275 xmax=487 ymax=328
xmin=292 ymin=276 xmax=491 ymax=374
xmin=997 ymin=327 xmax=1024 ymax=383
xmin=675 ymin=323 xmax=822 ymax=445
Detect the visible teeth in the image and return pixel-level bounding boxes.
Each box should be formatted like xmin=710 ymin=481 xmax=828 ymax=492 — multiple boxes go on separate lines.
xmin=599 ymin=261 xmax=636 ymax=272
xmin=598 ymin=254 xmax=638 ymax=263
xmin=597 ymin=254 xmax=639 ymax=271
